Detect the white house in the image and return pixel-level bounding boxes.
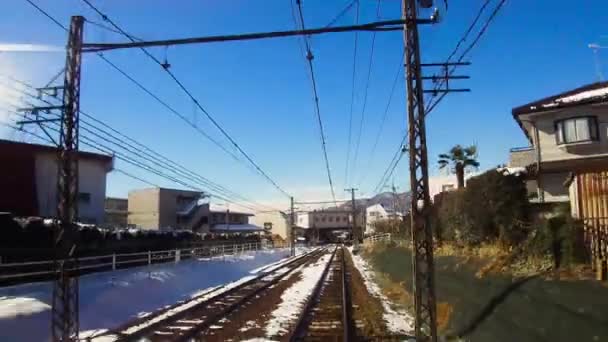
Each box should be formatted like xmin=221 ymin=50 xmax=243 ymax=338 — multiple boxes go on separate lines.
xmin=366 ymin=203 xmax=404 ymax=233
xmin=0 ymin=139 xmax=114 ymax=223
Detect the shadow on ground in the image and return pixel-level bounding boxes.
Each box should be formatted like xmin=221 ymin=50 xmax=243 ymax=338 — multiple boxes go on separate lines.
xmin=367 ymin=246 xmax=608 ymax=342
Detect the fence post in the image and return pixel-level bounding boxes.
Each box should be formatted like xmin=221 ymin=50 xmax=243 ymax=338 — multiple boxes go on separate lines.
xmin=112 ymin=254 xmax=116 ymax=271
xmin=175 ymin=249 xmax=181 ymax=263
xmin=148 ymin=251 xmax=151 ymax=266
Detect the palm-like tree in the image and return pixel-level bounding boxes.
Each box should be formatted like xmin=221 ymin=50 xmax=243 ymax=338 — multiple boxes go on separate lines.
xmin=438 ymin=145 xmax=479 ymax=189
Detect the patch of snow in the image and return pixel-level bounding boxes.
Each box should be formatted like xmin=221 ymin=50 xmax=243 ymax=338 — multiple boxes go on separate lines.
xmin=241 ymin=338 xmax=277 ymax=342
xmin=350 ymin=250 xmax=414 ymax=334
xmin=264 ymin=252 xmax=333 ymax=337
xmin=239 ymin=320 xmax=260 ymax=332
xmin=121 ymin=275 xmax=257 ymax=335
xmin=540 ymin=86 xmax=608 ymax=109
xmin=0 ymin=248 xmax=290 ymax=341
xmin=0 ymin=296 xmax=50 ymax=319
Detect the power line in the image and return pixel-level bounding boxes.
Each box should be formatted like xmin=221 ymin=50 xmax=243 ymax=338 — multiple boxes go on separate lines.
xmin=8 ymin=112 xmax=268 ymax=213
xmin=350 ymin=0 xmax=382 ymax=185
xmin=357 ymin=51 xmax=404 ymax=186
xmin=371 ymin=0 xmax=507 ymax=195
xmin=79 ymin=0 xmax=291 ymax=198
xmin=292 ymin=0 xmax=337 ymax=204
xmin=426 ymin=0 xmax=506 ymax=112
xmin=324 ymin=0 xmax=359 ymax=28
xmin=3 ymin=77 xmax=280 ymax=212
xmin=343 ymin=0 xmax=360 ymax=188
xmin=23 ymin=0 xmax=291 ymax=201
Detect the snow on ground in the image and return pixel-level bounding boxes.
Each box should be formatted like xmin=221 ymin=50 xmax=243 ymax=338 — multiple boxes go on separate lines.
xmin=350 ymin=250 xmax=414 ymax=334
xmin=264 ymin=251 xmax=333 ymax=337
xmin=0 ymin=248 xmax=289 ymax=342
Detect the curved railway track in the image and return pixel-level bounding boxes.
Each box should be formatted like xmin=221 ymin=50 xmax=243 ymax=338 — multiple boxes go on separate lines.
xmin=289 ymin=246 xmax=355 ymax=342
xmin=104 ymin=248 xmax=325 ymax=341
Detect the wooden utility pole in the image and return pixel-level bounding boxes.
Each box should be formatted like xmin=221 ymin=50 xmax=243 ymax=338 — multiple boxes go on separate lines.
xmin=53 ymin=15 xmax=84 ymax=342
xmin=402 ymin=1 xmax=437 ymax=341
xmin=345 ymin=188 xmax=359 ymax=250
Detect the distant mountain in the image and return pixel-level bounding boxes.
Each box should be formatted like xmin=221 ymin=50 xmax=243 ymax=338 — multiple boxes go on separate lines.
xmin=337 ymin=191 xmax=411 ymax=213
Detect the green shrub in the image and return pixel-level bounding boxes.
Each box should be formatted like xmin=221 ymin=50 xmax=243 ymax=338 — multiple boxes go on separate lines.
xmin=432 ymin=170 xmax=529 ymax=247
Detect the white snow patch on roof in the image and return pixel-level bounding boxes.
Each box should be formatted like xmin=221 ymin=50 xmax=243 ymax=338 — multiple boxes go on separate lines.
xmin=541 ymin=86 xmax=608 ymax=108
xmin=264 ymin=252 xmax=333 ymax=337
xmin=0 ymin=296 xmax=50 ymax=319
xmin=350 ymin=250 xmax=414 ymax=334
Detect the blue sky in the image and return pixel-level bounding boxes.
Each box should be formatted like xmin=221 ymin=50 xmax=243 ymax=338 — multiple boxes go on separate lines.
xmin=0 ymin=0 xmax=606 ymax=210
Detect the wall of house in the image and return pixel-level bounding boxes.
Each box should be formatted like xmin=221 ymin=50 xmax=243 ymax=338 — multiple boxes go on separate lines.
xmin=251 ymin=212 xmax=289 ymax=239
xmin=523 ymin=103 xmax=608 ymax=163
xmin=366 ymin=204 xmax=388 ymax=232
xmin=128 ymin=188 xmax=161 ymax=229
xmin=35 ymin=153 xmax=108 ymax=223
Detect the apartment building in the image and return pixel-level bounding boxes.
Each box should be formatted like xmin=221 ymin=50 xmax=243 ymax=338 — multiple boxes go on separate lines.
xmin=128 ymin=187 xmax=262 ymax=233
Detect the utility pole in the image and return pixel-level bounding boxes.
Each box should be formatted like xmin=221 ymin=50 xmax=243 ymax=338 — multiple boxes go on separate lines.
xmin=290 ymin=197 xmax=295 ymax=256
xmin=402 ymin=1 xmax=437 ymax=341
xmin=53 ymin=15 xmax=84 ymax=342
xmin=345 ymin=188 xmax=359 ymax=250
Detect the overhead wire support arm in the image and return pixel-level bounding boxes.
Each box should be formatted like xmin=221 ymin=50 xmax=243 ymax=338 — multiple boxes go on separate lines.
xmin=81 ymin=19 xmax=414 ymax=53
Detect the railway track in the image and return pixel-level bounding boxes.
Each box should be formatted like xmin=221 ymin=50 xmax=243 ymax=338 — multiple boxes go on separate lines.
xmin=289 ymin=246 xmax=355 ymax=341
xmin=105 ymin=247 xmax=325 ymax=341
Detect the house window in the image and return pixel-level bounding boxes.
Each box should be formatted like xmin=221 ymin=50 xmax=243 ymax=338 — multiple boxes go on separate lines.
xmin=555 ymin=117 xmax=598 ymax=144
xmin=328 ymin=216 xmax=334 ymax=222
xmin=78 ymin=192 xmax=91 ymax=204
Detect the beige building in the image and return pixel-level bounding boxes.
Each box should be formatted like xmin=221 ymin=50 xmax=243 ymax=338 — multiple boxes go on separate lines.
xmin=251 ymin=211 xmax=290 ymax=239
xmin=128 ymin=187 xmax=262 ymax=233
xmin=510 ymin=81 xmax=608 ymax=205
xmin=128 ymin=187 xmax=206 ymax=230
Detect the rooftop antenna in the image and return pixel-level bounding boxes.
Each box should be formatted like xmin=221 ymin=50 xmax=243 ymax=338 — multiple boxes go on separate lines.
xmin=589 ymin=43 xmax=607 ymax=81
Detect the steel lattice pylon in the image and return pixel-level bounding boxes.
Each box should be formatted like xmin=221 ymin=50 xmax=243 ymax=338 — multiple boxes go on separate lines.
xmin=402 ymin=1 xmax=438 ymax=341
xmin=52 ymin=16 xmax=83 ymax=342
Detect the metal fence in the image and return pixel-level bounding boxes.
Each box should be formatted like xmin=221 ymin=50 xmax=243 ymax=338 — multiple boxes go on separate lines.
xmin=363 ymin=233 xmax=392 ymax=244
xmin=0 ymin=242 xmax=264 ymax=284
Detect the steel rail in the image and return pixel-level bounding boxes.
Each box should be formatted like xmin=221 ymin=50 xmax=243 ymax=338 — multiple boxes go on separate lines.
xmin=110 ymin=248 xmax=323 ymax=341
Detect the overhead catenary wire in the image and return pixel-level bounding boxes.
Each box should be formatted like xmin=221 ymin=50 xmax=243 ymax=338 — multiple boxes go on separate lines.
xmin=292 ymin=0 xmax=337 ymax=204
xmin=324 ymin=0 xmax=359 ymax=28
xmin=350 ymin=0 xmax=382 ymax=185
xmin=357 ymin=51 xmax=404 ymax=186
xmin=79 ymin=0 xmax=291 ymax=199
xmin=343 ymin=0 xmax=360 ymax=189
xmin=24 ymin=0 xmax=291 ymax=201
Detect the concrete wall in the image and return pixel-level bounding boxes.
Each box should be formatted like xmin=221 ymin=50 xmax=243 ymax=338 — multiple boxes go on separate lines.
xmin=520 ymin=103 xmax=608 ymax=163
xmin=35 ymin=153 xmax=108 ymax=223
